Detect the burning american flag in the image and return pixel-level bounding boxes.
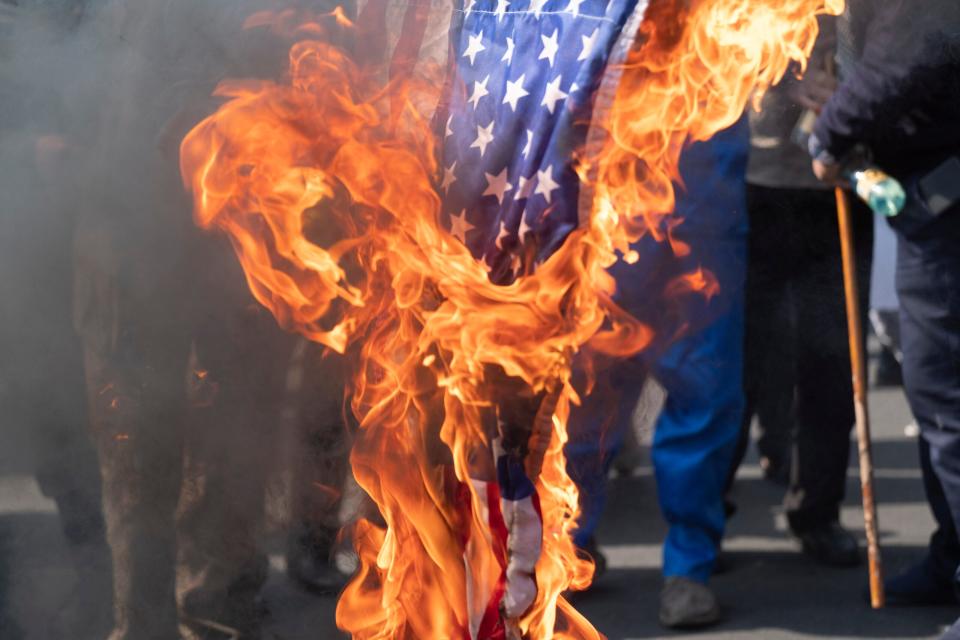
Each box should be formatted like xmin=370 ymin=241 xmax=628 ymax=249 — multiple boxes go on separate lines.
xmin=179 ymin=0 xmax=841 ymax=637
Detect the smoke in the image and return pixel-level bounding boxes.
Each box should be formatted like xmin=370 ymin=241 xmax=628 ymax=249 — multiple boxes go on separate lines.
xmin=0 ymin=1 xmax=331 ymax=637
xmin=0 ymin=0 xmax=292 ymax=375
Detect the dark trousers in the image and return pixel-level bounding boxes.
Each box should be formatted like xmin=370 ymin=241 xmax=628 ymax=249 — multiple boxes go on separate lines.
xmin=894 ymin=206 xmax=960 ymax=585
xmin=730 ymin=185 xmax=873 ymax=531
xmin=74 ymin=225 xmax=294 ymax=640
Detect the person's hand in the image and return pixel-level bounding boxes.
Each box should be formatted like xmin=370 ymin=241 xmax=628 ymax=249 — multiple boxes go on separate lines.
xmin=812 ymin=158 xmax=843 ymax=184
xmin=789 ymin=67 xmax=837 ymax=113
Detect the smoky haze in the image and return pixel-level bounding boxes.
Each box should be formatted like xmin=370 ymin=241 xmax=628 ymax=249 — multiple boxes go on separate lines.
xmin=2 ymin=0 xmax=959 ymax=638
xmin=0 ymin=1 xmax=350 ymax=638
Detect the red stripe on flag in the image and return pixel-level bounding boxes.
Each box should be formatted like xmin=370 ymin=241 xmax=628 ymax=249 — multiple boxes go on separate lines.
xmin=354 ymin=0 xmax=388 ymax=66
xmin=390 ymin=0 xmax=432 ymax=81
xmin=475 ymin=483 xmax=508 ymax=640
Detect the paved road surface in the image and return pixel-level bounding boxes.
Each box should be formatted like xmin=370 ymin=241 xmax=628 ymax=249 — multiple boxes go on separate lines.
xmin=1 ymin=387 xmax=956 ymax=639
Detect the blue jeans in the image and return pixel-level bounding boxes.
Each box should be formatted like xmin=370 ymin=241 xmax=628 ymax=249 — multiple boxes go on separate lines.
xmin=566 ymin=119 xmax=748 ymax=583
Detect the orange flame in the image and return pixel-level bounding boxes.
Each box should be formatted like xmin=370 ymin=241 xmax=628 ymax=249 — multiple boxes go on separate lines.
xmin=180 ymin=1 xmax=840 ymax=637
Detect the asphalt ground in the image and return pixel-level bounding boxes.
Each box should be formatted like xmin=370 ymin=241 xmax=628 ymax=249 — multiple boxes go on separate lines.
xmin=0 ymin=385 xmax=956 ymax=639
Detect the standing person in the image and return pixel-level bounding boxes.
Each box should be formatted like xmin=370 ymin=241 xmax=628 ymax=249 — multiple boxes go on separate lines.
xmin=808 ymin=0 xmax=960 ymax=607
xmin=71 ymin=2 xmax=296 ymax=638
xmin=0 ymin=3 xmax=113 ymax=636
xmin=726 ymin=15 xmax=872 ymax=567
xmin=567 ymin=116 xmax=749 ymax=629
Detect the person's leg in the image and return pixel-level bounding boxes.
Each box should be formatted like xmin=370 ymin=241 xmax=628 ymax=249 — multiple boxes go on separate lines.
xmin=727 ymin=184 xmax=798 ymax=495
xmin=885 ymin=216 xmax=960 ymax=604
xmin=566 ymin=359 xmax=643 ymax=550
xmin=177 ymin=242 xmax=294 ymax=639
xmin=82 ymin=324 xmax=189 ymax=640
xmin=287 ymin=342 xmax=355 ymax=593
xmin=870 ymin=217 xmax=903 ymax=385
xmin=786 ymin=192 xmax=872 ymax=565
xmin=29 ymin=335 xmax=113 ymax=636
xmin=653 ymin=296 xmax=744 ymax=584
xmin=918 ymin=435 xmax=960 ymax=589
xmin=74 ymin=224 xmax=193 ymax=640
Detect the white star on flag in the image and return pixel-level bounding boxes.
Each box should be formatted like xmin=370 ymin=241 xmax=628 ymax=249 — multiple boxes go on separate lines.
xmin=541 ymin=75 xmax=569 ymax=114
xmin=535 ymin=165 xmax=560 ymax=203
xmin=530 ymin=0 xmax=549 ymax=18
xmin=539 ymin=29 xmax=559 ymax=67
xmin=449 ymin=209 xmax=474 ymax=243
xmin=471 ymin=121 xmax=495 ymax=157
xmin=439 ymin=0 xmax=619 ymax=271
xmin=463 ymin=31 xmax=486 ymax=65
xmin=516 ymin=174 xmax=536 ymax=200
xmin=502 ymin=74 xmax=529 ymax=112
xmin=578 ymin=27 xmax=599 ymax=61
xmin=441 ymin=161 xmax=458 ymax=194
xmin=565 ymin=0 xmax=585 ymax=17
xmin=518 ymin=214 xmax=531 ymax=239
xmin=501 ymin=37 xmax=515 ymax=64
xmin=482 ymin=168 xmax=513 ymax=205
xmin=495 ymin=220 xmax=510 ymax=249
xmin=468 ymin=75 xmax=490 ymax=109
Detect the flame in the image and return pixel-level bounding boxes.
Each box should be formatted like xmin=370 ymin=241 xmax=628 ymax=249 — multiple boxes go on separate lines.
xmin=180 ymin=1 xmax=840 ymax=637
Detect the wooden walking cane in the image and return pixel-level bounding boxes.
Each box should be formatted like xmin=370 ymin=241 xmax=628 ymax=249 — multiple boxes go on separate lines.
xmin=835 ymin=186 xmax=885 ymax=608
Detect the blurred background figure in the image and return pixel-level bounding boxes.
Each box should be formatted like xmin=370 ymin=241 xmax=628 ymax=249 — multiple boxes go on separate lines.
xmin=567 ymin=117 xmax=749 ymax=630
xmin=0 ymin=1 xmax=112 ymax=637
xmin=63 ymin=2 xmax=301 ymax=638
xmin=284 ymin=342 xmax=358 ymax=595
xmin=808 ymin=0 xmax=960 ymax=609
xmin=726 ymin=15 xmax=871 ymax=568
xmin=869 ymin=221 xmax=903 ymax=387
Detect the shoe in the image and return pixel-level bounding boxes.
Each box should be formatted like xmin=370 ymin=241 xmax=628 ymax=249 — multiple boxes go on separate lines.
xmin=791 ymin=521 xmax=861 ymax=567
xmin=658 ymin=577 xmax=721 ymax=629
xmin=181 ymin=556 xmax=268 ymax=640
xmin=884 ymin=559 xmax=957 ymax=606
xmin=575 ymin=537 xmax=608 ymax=582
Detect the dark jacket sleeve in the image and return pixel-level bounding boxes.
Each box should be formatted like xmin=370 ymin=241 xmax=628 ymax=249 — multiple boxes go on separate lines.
xmin=812 ymin=0 xmax=920 ymax=160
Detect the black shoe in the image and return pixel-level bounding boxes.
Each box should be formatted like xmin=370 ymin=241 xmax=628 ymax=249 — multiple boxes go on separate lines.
xmin=181 ymin=564 xmax=267 ymax=640
xmin=791 ymin=521 xmax=861 ymax=567
xmin=884 ymin=559 xmax=957 ymax=606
